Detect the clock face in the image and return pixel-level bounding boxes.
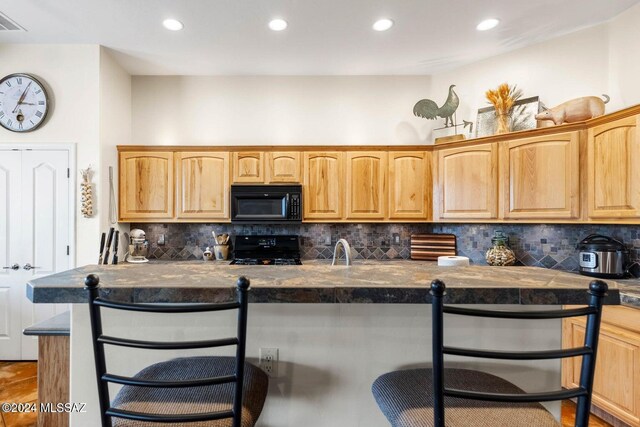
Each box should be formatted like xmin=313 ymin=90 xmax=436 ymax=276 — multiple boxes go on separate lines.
xmin=0 ymin=74 xmax=49 ymax=132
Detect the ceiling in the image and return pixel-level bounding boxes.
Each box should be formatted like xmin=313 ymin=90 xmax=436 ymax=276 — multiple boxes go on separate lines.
xmin=0 ymin=0 xmax=638 ymax=75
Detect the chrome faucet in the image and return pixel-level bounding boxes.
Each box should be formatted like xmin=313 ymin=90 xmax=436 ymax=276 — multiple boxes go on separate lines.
xmin=332 ymin=239 xmax=352 ymax=266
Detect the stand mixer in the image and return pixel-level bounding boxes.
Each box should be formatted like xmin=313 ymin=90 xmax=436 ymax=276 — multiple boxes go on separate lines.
xmin=126 ymin=228 xmax=149 ymax=263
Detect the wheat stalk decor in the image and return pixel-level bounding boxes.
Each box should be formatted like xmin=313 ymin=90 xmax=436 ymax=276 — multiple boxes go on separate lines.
xmin=485 ymin=83 xmax=523 ymax=134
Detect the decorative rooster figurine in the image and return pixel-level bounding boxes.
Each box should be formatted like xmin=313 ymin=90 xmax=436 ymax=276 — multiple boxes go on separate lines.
xmin=413 ymin=84 xmax=460 ymax=127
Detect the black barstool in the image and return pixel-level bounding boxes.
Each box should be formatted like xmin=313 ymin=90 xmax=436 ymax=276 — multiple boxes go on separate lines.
xmin=372 ymin=279 xmax=608 ymax=427
xmin=86 ymin=274 xmax=268 ymax=427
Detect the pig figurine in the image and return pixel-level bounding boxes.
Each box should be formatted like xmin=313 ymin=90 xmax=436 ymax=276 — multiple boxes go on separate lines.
xmin=535 ymin=95 xmax=610 ymax=125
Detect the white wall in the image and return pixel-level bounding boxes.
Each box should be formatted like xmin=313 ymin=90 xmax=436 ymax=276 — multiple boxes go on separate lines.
xmin=429 ymin=25 xmax=610 ymax=136
xmin=0 ymin=44 xmax=100 ymax=266
xmin=99 ymin=47 xmax=132 ymax=254
xmin=607 ymin=2 xmax=640 ymax=110
xmin=131 ymin=4 xmax=640 ymax=145
xmin=132 ymin=76 xmax=433 ymax=146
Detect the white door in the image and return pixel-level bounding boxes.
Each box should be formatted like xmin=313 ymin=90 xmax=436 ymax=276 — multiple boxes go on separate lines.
xmin=0 ymin=148 xmax=71 ymax=360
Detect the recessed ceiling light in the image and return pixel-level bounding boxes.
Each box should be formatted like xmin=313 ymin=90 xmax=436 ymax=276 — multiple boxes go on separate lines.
xmin=373 ymin=18 xmax=394 ymax=32
xmin=476 ymin=18 xmax=500 ymax=31
xmin=269 ymin=18 xmax=288 ymax=31
xmin=163 ymin=18 xmax=184 ymax=31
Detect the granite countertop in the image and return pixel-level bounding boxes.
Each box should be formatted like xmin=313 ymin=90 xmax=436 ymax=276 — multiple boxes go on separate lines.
xmin=26 ymin=260 xmax=633 ymax=307
xmin=23 ymin=311 xmax=70 ymax=336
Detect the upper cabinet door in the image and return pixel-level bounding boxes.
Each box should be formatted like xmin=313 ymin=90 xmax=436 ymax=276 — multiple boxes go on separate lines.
xmin=267 ymin=152 xmax=301 ymax=183
xmin=345 ymin=152 xmax=387 ymax=220
xmin=388 ymin=151 xmax=431 ymax=220
xmin=175 ymin=152 xmax=230 ymax=220
xmin=588 ymin=115 xmax=640 ymax=219
xmin=232 ymin=152 xmax=264 ymax=183
xmin=119 ymin=151 xmax=174 ymax=221
xmin=437 ymin=144 xmax=498 ymax=220
xmin=303 ymin=152 xmax=344 ymax=220
xmin=501 ymin=131 xmax=581 ymax=220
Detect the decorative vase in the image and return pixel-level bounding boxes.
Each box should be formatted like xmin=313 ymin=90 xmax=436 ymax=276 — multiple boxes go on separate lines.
xmin=485 ymin=231 xmax=516 ymax=266
xmin=495 ymin=113 xmax=510 ymax=134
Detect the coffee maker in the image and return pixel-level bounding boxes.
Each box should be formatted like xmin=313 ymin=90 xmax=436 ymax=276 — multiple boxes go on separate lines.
xmin=126 ymin=228 xmax=149 ymax=263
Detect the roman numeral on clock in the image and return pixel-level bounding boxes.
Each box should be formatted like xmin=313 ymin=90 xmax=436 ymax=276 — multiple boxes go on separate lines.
xmin=38 ymin=101 xmax=45 ymax=105
xmin=17 ymin=77 xmax=22 ymax=85
xmin=0 ymin=112 xmax=4 ymax=118
xmin=35 ymin=111 xmax=43 ymax=118
xmin=6 ymin=81 xmax=11 ymax=87
xmin=18 ymin=122 xmax=23 ymax=130
xmin=35 ymin=89 xmax=41 ymax=94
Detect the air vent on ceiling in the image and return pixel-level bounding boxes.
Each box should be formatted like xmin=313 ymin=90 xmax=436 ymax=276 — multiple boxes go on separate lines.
xmin=0 ymin=11 xmax=26 ymax=31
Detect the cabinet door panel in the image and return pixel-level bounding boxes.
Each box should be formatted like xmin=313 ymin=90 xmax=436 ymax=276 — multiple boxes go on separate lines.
xmin=502 ymin=131 xmax=580 ymax=219
xmin=588 ymin=115 xmax=640 ymax=219
xmin=267 ymin=152 xmax=301 ymax=183
xmin=438 ymin=145 xmax=498 ymax=219
xmin=346 ymin=152 xmax=386 ymax=219
xmin=563 ymin=306 xmax=640 ymax=426
xmin=119 ymin=152 xmax=173 ymax=220
xmin=303 ymin=152 xmax=343 ymax=219
xmin=233 ymin=152 xmax=264 ymax=183
xmin=388 ymin=152 xmax=431 ymax=220
xmin=176 ymin=152 xmax=229 ymax=220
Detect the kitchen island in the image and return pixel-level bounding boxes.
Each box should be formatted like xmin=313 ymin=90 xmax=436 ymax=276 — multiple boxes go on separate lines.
xmin=27 ymin=262 xmax=627 ymax=427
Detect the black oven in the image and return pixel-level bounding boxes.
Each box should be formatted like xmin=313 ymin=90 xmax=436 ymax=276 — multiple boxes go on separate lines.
xmin=231 ymin=185 xmax=302 ymax=223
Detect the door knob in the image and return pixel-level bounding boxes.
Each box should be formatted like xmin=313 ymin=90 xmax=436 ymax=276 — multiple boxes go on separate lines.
xmin=2 ymin=263 xmax=19 ymax=270
xmin=23 ymin=263 xmax=40 ymax=271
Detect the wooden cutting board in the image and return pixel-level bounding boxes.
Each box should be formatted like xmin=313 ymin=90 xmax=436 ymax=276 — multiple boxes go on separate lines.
xmin=410 ymin=234 xmax=457 ymax=261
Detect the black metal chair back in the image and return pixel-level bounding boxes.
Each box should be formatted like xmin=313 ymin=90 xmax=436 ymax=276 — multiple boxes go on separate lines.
xmin=430 ymin=279 xmax=608 ymax=427
xmin=85 ymin=274 xmax=251 ymax=427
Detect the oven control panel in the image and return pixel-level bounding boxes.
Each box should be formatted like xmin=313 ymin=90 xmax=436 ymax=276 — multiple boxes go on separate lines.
xmin=258 ymin=238 xmax=277 ymax=247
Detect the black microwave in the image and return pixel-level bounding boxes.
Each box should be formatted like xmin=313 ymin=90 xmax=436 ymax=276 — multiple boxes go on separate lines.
xmin=231 ymin=185 xmax=302 ymax=223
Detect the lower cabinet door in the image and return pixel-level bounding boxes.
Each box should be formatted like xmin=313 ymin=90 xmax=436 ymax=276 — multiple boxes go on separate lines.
xmin=563 ymin=306 xmax=640 ymax=426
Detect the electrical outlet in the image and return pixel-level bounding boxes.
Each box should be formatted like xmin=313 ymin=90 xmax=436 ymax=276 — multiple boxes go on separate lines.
xmin=158 ymin=234 xmax=166 ymax=245
xmin=259 ymin=347 xmax=279 ymax=377
xmin=324 ymin=235 xmax=332 ymax=246
xmin=393 ymin=233 xmax=400 ymax=245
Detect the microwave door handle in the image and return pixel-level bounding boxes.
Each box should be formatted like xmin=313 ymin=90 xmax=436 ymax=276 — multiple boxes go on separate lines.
xmin=285 ymin=193 xmax=290 ymax=218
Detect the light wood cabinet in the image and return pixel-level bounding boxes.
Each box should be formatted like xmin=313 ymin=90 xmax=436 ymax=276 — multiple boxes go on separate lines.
xmin=388 ymin=151 xmax=431 ymax=220
xmin=266 ymin=152 xmax=301 ymax=183
xmin=175 ymin=152 xmax=230 ymax=220
xmin=501 ymin=131 xmax=580 ymax=219
xmin=232 ymin=152 xmax=264 ymax=183
xmin=437 ymin=144 xmax=498 ymax=220
xmin=563 ymin=306 xmax=640 ymax=426
xmin=119 ymin=151 xmax=174 ymax=220
xmin=303 ymin=152 xmax=344 ymax=220
xmin=345 ymin=152 xmax=387 ymax=219
xmin=587 ymin=115 xmax=640 ymax=219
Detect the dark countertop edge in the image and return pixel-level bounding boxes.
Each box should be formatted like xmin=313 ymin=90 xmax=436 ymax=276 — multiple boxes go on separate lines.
xmin=23 ymin=311 xmax=70 ymax=336
xmin=26 ymin=285 xmax=625 ymax=307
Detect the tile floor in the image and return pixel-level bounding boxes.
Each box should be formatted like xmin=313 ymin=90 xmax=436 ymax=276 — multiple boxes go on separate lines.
xmin=0 ymin=361 xmax=615 ymax=427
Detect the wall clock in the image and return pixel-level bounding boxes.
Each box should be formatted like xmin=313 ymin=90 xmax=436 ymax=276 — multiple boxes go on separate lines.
xmin=0 ymin=73 xmax=49 ymax=132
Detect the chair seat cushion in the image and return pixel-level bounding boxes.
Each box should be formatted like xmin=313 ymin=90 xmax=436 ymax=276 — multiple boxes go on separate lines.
xmin=111 ymin=356 xmax=268 ymax=427
xmin=372 ymin=368 xmax=561 ymax=427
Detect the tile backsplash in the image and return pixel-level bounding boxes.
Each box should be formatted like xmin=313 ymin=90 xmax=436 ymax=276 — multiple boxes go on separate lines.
xmin=134 ymin=223 xmax=640 ymax=272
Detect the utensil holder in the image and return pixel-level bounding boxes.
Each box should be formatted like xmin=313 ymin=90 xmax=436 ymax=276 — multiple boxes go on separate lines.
xmin=214 ymin=244 xmax=230 ymax=260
